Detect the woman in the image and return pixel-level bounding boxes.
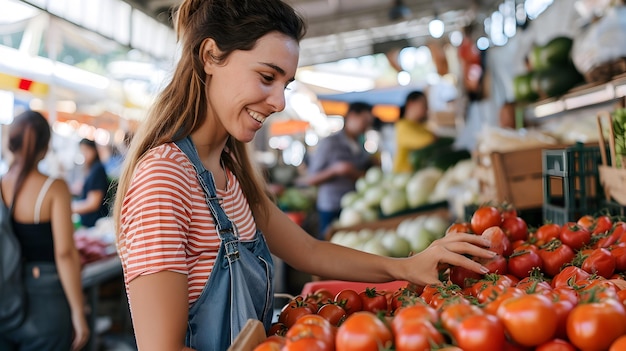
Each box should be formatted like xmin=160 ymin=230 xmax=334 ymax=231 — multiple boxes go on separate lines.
xmin=72 ymin=138 xmax=110 ymax=227
xmin=393 ymin=90 xmax=436 ymax=173
xmin=0 ymin=110 xmax=89 ymax=350
xmin=113 ymin=1 xmax=494 ymax=350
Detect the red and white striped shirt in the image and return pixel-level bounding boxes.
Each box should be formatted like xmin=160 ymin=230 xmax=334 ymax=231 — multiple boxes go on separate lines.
xmin=118 ymin=143 xmax=256 ymax=304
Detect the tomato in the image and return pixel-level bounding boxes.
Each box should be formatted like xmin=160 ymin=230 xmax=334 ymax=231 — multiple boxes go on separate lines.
xmin=283 ymin=337 xmax=330 ymax=351
xmin=285 ymin=324 xmax=333 ymax=348
xmin=440 ymin=302 xmax=482 ymax=330
xmin=499 ymin=204 xmax=518 ymax=220
xmin=391 ymin=304 xmax=438 ymax=334
xmin=515 ymin=271 xmax=552 ymax=294
xmin=470 ymin=274 xmax=515 ymax=301
xmin=481 ymin=226 xmax=512 ymax=256
xmin=359 ymin=288 xmax=387 ymax=313
xmin=497 ymin=293 xmax=558 ymax=347
xmin=394 ymin=320 xmax=444 ymax=351
xmin=535 ymin=339 xmax=576 ymax=351
xmin=552 ymin=299 xmax=575 ymax=340
xmin=577 ymin=278 xmax=619 ymax=301
xmin=267 ymin=322 xmax=288 ymax=337
xmin=581 ymin=248 xmax=616 ymax=278
xmin=253 ymin=335 xmax=285 ymax=351
xmin=305 ymin=288 xmax=334 ymax=307
xmin=551 ymin=265 xmax=591 ymax=289
xmin=477 ymin=254 xmax=508 ymax=275
xmin=452 ymin=313 xmax=506 ymax=351
xmin=448 ymin=265 xmax=483 ymax=289
xmin=538 ymin=239 xmax=575 ymax=277
xmin=501 ymin=216 xmax=529 ymax=242
xmin=592 ymin=215 xmax=613 ymax=235
xmin=446 ymin=222 xmax=472 ymax=234
xmin=334 ymin=289 xmax=362 ymax=315
xmin=470 ymin=206 xmax=502 ymax=235
xmin=534 ymin=223 xmax=561 ymax=246
xmin=508 ymin=247 xmax=543 ymax=280
xmin=389 ymin=287 xmax=422 ymax=311
xmin=279 ymin=303 xmax=314 ymax=328
xmin=335 ymin=311 xmax=393 ymax=351
xmin=567 ymin=299 xmax=626 ymax=351
xmin=611 ymin=245 xmax=626 ymax=271
xmin=482 ymin=287 xmax=525 ymax=316
xmin=560 ymin=223 xmax=592 ymax=250
xmin=577 ymin=215 xmax=595 ymax=230
xmin=316 ymin=303 xmax=346 ymax=326
xmin=610 ymin=335 xmax=626 ymax=351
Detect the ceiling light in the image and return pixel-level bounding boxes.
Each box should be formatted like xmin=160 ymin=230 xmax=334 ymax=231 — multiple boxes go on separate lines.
xmin=429 ymin=18 xmax=445 ymax=38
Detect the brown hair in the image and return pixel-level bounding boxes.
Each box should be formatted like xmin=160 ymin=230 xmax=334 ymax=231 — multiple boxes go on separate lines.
xmin=7 ymin=110 xmax=51 ymax=202
xmin=113 ymin=0 xmax=306 ymax=231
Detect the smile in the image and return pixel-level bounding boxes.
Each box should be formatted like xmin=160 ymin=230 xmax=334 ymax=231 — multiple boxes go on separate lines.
xmin=247 ymin=109 xmax=267 ymax=124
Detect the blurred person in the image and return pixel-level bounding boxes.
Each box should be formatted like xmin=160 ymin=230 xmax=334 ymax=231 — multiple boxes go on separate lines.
xmin=71 ymin=138 xmax=110 ymax=228
xmin=393 ymin=90 xmax=436 ymax=173
xmin=112 ymin=1 xmax=495 ymax=350
xmin=305 ymin=101 xmax=377 ymax=239
xmin=0 ymin=110 xmax=89 ymax=351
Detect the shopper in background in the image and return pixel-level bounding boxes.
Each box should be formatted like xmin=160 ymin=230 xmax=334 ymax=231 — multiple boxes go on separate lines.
xmin=0 ymin=110 xmax=89 ymax=351
xmin=71 ymin=138 xmax=110 ymax=227
xmin=393 ymin=90 xmax=436 ymax=173
xmin=112 ymin=1 xmax=495 ymax=350
xmin=305 ymin=101 xmax=376 ymax=239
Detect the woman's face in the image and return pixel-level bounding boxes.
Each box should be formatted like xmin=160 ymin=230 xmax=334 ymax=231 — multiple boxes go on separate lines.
xmin=79 ymin=144 xmax=97 ymax=165
xmin=405 ymin=98 xmax=428 ymax=123
xmin=205 ymin=31 xmax=300 ymax=143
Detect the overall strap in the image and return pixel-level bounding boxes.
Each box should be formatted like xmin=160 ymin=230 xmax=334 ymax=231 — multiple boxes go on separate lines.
xmin=173 ymin=137 xmax=237 ymax=242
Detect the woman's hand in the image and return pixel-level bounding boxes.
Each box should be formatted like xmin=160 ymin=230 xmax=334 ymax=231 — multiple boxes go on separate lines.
xmin=402 ymin=233 xmax=495 ymax=287
xmin=71 ymin=311 xmax=90 ymax=351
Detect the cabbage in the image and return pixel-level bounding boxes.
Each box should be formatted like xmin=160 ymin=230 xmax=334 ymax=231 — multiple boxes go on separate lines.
xmin=339 ymin=208 xmax=362 ymax=227
xmin=380 ymin=190 xmax=408 ymax=216
xmin=365 ymin=166 xmax=384 ymax=185
xmin=406 ymin=167 xmax=443 ymax=208
xmin=340 ymin=191 xmax=360 ymax=209
xmin=381 ymin=234 xmax=412 ymax=257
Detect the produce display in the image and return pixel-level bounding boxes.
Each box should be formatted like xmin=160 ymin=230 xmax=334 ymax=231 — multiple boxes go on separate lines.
xmin=514 ymin=36 xmax=584 ymax=102
xmin=612 ymin=108 xmax=626 ymax=168
xmin=329 ymin=213 xmax=450 ymax=257
xmin=337 ymin=160 xmax=475 ymax=227
xmin=254 ymin=205 xmax=626 ymax=351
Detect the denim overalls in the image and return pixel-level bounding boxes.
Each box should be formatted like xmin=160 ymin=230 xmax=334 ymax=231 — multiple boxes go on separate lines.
xmin=175 ymin=137 xmax=274 ymax=351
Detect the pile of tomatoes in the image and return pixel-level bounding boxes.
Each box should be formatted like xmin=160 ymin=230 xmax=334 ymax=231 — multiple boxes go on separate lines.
xmin=254 ymin=205 xmax=626 ymax=351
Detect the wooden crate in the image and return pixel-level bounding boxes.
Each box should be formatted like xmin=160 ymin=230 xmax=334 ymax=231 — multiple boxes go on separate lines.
xmin=228 ymin=319 xmax=266 ymax=351
xmin=474 ymin=146 xmax=565 ymax=210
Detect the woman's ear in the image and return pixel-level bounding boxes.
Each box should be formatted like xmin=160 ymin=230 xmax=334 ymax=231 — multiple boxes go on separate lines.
xmin=200 ymin=38 xmax=220 ymax=75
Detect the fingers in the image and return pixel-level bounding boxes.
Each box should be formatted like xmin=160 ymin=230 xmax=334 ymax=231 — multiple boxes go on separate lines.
xmin=440 ymin=252 xmax=490 ymax=275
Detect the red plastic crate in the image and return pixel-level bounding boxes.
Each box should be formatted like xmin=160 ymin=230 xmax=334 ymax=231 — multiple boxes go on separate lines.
xmin=300 ymin=280 xmax=408 ymax=297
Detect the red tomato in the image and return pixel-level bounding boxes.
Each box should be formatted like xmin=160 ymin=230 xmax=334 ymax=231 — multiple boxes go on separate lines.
xmin=581 ymin=248 xmax=616 ymax=278
xmin=335 ymin=311 xmax=393 ymax=351
xmin=538 ymin=239 xmax=575 ymax=277
xmin=535 ymin=339 xmax=576 ymax=351
xmin=499 ymin=204 xmax=518 ymax=219
xmin=446 ymin=222 xmax=472 ymax=234
xmin=283 ymin=338 xmax=330 ymax=351
xmin=285 ymin=323 xmax=333 ymax=349
xmin=576 ymin=215 xmax=595 ymax=230
xmin=497 ymin=294 xmax=558 ymax=347
xmin=515 ymin=272 xmax=552 ymax=294
xmin=316 ymin=303 xmax=346 ymax=326
xmin=477 ymin=254 xmax=508 ymax=275
xmin=592 ymin=215 xmax=613 ymax=235
xmin=306 ymin=288 xmax=334 ymax=306
xmin=391 ymin=304 xmax=438 ymax=334
xmin=611 ymin=245 xmax=626 ymax=271
xmin=440 ymin=303 xmax=483 ymax=330
xmin=267 ymin=322 xmax=288 ymax=337
xmin=334 ymin=289 xmax=362 ymax=315
xmin=610 ymin=335 xmax=626 ymax=351
xmin=508 ymin=247 xmax=543 ymax=280
xmin=560 ymin=223 xmax=591 ymax=250
xmin=501 ymin=216 xmax=529 ymax=242
xmin=253 ymin=336 xmax=285 ymax=351
xmin=470 ymin=206 xmax=502 ymax=235
xmin=453 ymin=313 xmax=506 ymax=351
xmin=279 ymin=304 xmax=314 ymax=328
xmin=394 ymin=320 xmax=444 ymax=351
xmin=481 ymin=226 xmax=512 ymax=256
xmin=448 ymin=265 xmax=483 ymax=289
xmin=551 ymin=266 xmax=591 ymax=289
xmin=358 ymin=288 xmax=388 ymax=313
xmin=552 ymin=299 xmax=575 ymax=340
xmin=567 ymin=299 xmax=626 ymax=351
xmin=482 ymin=287 xmax=525 ymax=316
xmin=534 ymin=223 xmax=561 ymax=246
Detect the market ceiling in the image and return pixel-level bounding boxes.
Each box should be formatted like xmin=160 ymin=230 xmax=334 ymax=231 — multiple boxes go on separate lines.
xmin=121 ymin=0 xmax=501 ymax=66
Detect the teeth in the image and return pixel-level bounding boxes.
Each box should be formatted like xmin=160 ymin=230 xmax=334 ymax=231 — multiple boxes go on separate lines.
xmin=247 ymin=109 xmax=266 ymax=124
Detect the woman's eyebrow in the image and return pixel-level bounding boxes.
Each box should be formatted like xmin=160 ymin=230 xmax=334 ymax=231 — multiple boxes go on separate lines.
xmin=261 ymin=62 xmax=285 ymax=76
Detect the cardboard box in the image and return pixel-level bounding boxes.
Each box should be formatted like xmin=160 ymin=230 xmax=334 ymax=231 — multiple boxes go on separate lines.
xmin=228 ymin=319 xmax=266 ymax=351
xmin=599 ymin=165 xmax=626 ymax=206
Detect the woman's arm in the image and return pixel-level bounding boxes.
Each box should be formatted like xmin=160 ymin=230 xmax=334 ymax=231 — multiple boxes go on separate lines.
xmin=127 ymin=272 xmax=194 ymax=351
xmin=50 ymin=180 xmax=90 ymax=351
xmin=71 ymin=189 xmax=104 ymax=214
xmin=260 ymin=203 xmax=493 ymax=286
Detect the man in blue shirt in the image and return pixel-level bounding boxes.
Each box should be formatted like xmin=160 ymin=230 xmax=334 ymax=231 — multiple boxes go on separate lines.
xmin=305 ymin=102 xmax=375 ymax=239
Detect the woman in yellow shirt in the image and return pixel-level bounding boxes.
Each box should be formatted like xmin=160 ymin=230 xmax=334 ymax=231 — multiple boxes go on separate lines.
xmin=393 ymin=91 xmax=436 ymax=173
